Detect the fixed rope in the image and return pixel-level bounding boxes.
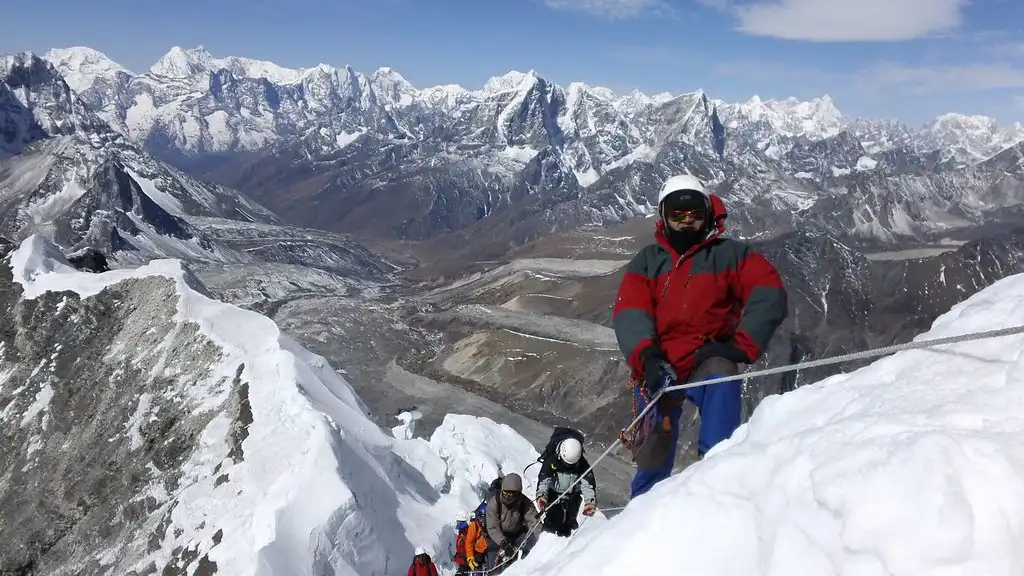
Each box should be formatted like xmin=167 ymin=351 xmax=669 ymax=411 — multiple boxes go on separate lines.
xmin=478 ymin=322 xmax=1024 ymax=574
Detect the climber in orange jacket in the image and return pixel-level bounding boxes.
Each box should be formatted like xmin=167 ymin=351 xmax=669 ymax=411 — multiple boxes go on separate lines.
xmin=463 ymin=513 xmax=489 ymax=572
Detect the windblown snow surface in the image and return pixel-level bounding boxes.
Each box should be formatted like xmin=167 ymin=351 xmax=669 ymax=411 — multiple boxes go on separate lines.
xmin=511 ymin=272 xmax=1024 ymax=576
xmin=7 ymin=234 xmax=541 ymax=576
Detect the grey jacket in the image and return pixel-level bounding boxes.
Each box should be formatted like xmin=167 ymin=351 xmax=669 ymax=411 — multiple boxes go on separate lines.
xmin=537 ymin=457 xmax=597 ymax=503
xmin=484 ymin=494 xmax=538 ymax=547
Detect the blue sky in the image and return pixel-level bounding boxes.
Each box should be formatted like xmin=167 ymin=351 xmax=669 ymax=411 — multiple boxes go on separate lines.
xmin=4 ymin=0 xmax=1024 ymax=126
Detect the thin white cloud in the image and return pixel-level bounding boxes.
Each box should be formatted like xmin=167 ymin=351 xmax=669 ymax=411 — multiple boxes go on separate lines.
xmin=708 ymin=58 xmax=1024 ymax=105
xmin=609 ymin=45 xmax=681 ymax=63
xmin=865 ymin=62 xmax=1024 ymax=94
xmin=989 ymin=42 xmax=1024 ymax=58
xmin=543 ymin=0 xmax=674 ymax=19
xmin=715 ymin=0 xmax=967 ymax=42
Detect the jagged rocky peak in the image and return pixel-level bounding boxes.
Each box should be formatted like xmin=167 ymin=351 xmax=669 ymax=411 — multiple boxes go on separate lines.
xmin=0 ymin=52 xmax=117 ymax=153
xmin=149 ymin=45 xmax=214 ymax=78
xmin=13 ymin=43 xmax=1024 ymax=247
xmin=566 ymin=81 xmax=616 ymax=102
xmin=720 ymin=93 xmax=843 ymax=140
xmin=369 ymin=66 xmax=416 ymax=104
xmin=918 ymin=112 xmax=1024 ymax=162
xmin=0 ymin=53 xmax=282 ymax=264
xmin=928 ymin=112 xmax=1002 ymax=137
xmin=781 ymin=129 xmax=867 ymax=176
xmin=484 ymin=69 xmax=542 ymax=93
xmin=978 ymin=140 xmax=1024 ymax=173
xmin=73 ymin=158 xmax=195 ymax=239
xmin=42 ymin=46 xmax=133 ymax=93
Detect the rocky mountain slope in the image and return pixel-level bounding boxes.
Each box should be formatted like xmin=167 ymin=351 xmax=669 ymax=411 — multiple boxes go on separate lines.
xmin=0 ymin=234 xmax=556 ymax=575
xmin=1 ymin=51 xmax=402 ymax=288
xmin=0 ymin=52 xmax=280 ymax=265
xmin=38 ymin=46 xmax=1024 ymax=251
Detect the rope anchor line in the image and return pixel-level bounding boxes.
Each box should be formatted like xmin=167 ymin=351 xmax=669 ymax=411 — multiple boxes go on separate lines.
xmin=477 ymin=323 xmax=1024 ymax=573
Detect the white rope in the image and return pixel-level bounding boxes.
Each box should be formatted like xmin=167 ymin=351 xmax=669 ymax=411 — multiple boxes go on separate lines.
xmin=661 ymin=324 xmax=1024 ymax=395
xmin=479 ymin=323 xmax=1024 ymax=573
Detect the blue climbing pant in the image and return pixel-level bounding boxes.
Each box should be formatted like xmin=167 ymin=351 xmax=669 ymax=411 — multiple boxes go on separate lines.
xmin=629 ymin=372 xmax=742 ymax=499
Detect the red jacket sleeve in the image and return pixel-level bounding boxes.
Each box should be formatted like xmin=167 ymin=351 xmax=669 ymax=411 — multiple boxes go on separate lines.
xmin=729 ymin=247 xmax=788 ymax=362
xmin=613 ymin=250 xmax=658 ymax=376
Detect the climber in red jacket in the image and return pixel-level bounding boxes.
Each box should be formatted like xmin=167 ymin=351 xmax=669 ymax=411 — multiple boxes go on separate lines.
xmin=613 ymin=173 xmax=788 ymax=499
xmin=407 ymin=547 xmax=439 ymax=576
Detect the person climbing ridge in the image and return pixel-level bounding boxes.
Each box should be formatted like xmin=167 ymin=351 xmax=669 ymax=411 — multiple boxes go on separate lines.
xmin=613 ymin=173 xmax=788 ymax=499
xmin=453 ymin=511 xmax=471 ymax=574
xmin=407 ymin=547 xmax=439 ymax=576
xmin=464 ymin=509 xmax=489 ymax=573
xmin=483 ymin=472 xmax=538 ymax=572
xmin=534 ymin=427 xmax=598 ymax=537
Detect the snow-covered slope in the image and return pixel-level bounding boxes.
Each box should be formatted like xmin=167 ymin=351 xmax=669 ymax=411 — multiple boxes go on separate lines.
xmin=0 ymin=234 xmax=540 ymax=575
xmin=509 ymin=269 xmax=1024 ymax=575
xmin=33 ymin=45 xmax=1024 ymax=247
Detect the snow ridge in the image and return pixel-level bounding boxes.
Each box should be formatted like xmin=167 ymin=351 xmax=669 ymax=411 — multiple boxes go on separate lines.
xmin=6 ymin=234 xmax=541 ymax=574
xmin=511 ymin=270 xmax=1024 ymax=576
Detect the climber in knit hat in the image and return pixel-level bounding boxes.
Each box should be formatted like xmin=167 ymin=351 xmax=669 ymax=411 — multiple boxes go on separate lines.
xmin=483 ymin=473 xmax=538 ymax=570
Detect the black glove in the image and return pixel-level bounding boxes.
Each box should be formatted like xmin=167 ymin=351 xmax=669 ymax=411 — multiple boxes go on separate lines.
xmin=501 ymin=542 xmax=516 ymax=557
xmin=693 ymin=341 xmax=749 ymax=367
xmin=639 ymin=346 xmax=676 ymax=393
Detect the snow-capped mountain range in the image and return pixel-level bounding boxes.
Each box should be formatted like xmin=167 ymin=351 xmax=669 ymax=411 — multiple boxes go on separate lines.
xmin=1 ymin=51 xmax=402 ymax=283
xmin=35 ymin=45 xmax=1024 ymax=249
xmin=0 ymin=51 xmax=281 ymax=265
xmin=46 ymin=46 xmax=1023 ymax=166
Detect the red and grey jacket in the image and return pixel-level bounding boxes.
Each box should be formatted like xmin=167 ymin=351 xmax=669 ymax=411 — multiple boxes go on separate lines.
xmin=613 ymin=194 xmax=788 ymax=381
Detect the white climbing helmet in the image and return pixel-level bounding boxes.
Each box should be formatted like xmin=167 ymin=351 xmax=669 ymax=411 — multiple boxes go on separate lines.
xmin=414 ymin=546 xmax=427 ymax=556
xmin=558 ymin=437 xmax=583 ymax=465
xmin=456 ymin=511 xmax=469 ymax=522
xmin=657 ymin=173 xmax=706 ymax=206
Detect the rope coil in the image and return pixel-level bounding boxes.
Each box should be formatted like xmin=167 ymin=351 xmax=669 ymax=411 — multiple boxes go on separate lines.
xmin=475 ymin=323 xmax=1024 ymax=573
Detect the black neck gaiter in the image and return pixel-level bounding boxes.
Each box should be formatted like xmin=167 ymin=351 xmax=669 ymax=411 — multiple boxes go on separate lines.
xmin=666 ymin=226 xmax=706 ymax=255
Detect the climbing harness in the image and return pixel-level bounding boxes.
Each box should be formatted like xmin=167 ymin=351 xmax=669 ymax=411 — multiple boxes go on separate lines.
xmin=476 ymin=322 xmax=1024 ymax=574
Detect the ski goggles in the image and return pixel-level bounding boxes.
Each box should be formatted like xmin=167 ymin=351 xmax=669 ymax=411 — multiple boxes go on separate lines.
xmin=501 ymin=490 xmax=518 ymax=498
xmin=665 ymin=208 xmax=707 ymax=223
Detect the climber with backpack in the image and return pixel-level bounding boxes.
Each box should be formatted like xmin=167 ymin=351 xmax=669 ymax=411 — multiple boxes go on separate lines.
xmin=483 ymin=473 xmax=538 ymax=571
xmin=534 ymin=427 xmax=598 ymax=537
xmin=452 ymin=512 xmax=471 ymax=574
xmin=474 ymin=476 xmax=504 ymax=520
xmin=463 ymin=509 xmax=489 ymax=573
